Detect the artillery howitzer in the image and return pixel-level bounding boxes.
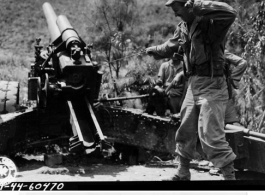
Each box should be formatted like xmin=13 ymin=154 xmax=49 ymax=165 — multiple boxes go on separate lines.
xmin=0 ymin=2 xmax=265 ymax=176
xmin=0 ymin=2 xmax=108 ymax=155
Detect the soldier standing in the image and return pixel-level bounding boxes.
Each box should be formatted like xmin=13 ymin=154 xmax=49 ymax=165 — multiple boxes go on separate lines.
xmin=146 ymin=0 xmax=237 ymax=180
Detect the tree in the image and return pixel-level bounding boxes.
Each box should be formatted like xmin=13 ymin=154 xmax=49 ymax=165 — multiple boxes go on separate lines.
xmin=227 ymin=0 xmax=265 ymax=131
xmin=86 ymin=0 xmax=141 ymax=79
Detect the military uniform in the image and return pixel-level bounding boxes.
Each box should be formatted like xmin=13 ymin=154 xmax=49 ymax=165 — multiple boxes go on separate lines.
xmin=147 ymin=0 xmax=237 ymax=169
xmin=158 ymin=59 xmax=185 ymax=113
xmin=224 ymin=51 xmax=247 ymax=124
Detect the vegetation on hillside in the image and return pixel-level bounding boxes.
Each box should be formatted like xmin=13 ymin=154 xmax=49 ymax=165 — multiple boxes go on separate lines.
xmin=0 ymin=0 xmax=176 ymax=97
xmin=226 ymin=0 xmax=265 ymax=131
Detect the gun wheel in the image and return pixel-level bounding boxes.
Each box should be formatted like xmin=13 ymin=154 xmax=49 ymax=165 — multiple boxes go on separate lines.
xmin=0 ymin=81 xmax=20 ymax=114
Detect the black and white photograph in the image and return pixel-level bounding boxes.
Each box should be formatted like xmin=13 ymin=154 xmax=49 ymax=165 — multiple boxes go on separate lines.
xmin=0 ymin=0 xmax=265 ymax=191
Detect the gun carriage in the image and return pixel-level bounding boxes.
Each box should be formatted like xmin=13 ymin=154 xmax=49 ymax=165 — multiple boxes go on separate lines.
xmin=1 ymin=2 xmax=106 ymax=155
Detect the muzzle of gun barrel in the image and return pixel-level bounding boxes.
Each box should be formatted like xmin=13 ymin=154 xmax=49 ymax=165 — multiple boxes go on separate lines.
xmin=56 ymin=15 xmax=81 ymax=52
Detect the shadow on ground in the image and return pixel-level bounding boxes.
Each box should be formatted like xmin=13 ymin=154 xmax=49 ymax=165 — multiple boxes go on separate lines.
xmin=13 ymin=153 xmax=131 ymax=179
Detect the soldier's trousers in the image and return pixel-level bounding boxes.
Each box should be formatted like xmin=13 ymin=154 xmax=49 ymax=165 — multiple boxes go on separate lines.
xmin=175 ymin=87 xmax=236 ymax=168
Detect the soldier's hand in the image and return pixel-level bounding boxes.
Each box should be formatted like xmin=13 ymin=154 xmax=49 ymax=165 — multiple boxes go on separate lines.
xmin=156 ymin=78 xmax=163 ymax=87
xmin=138 ymin=48 xmax=147 ymax=56
xmin=185 ymin=0 xmax=194 ymax=9
xmin=40 ymin=50 xmax=49 ymax=60
xmin=146 ymin=46 xmax=162 ymax=60
xmin=145 ymin=46 xmax=157 ymax=55
xmin=172 ymin=74 xmax=181 ymax=86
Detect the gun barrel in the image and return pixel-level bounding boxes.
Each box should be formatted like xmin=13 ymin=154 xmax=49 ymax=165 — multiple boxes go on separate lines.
xmin=42 ymin=2 xmax=61 ymax=42
xmin=56 ymin=15 xmax=81 ymax=49
xmin=225 ymin=124 xmax=265 ymax=139
xmin=99 ymin=94 xmax=149 ymax=102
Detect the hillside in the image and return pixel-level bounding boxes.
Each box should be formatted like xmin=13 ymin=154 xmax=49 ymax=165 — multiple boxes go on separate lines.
xmin=0 ymin=0 xmax=178 ymax=55
xmin=0 ymin=0 xmax=180 ymax=99
xmin=0 ymin=0 xmax=100 ymax=55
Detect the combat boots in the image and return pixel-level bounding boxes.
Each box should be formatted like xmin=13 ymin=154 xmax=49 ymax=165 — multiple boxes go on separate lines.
xmin=220 ymin=162 xmax=236 ymax=180
xmin=170 ymin=155 xmax=191 ymax=181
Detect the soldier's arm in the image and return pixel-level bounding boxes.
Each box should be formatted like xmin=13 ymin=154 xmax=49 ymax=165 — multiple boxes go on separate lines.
xmin=187 ymin=0 xmax=237 ymax=44
xmin=153 ymin=27 xmax=182 ymax=59
xmin=164 ymin=70 xmax=185 ymax=94
xmin=225 ymin=51 xmax=247 ymax=82
xmin=172 ymin=70 xmax=184 ymax=86
xmin=191 ymin=0 xmax=237 ymax=40
xmin=192 ymin=0 xmax=237 ymax=20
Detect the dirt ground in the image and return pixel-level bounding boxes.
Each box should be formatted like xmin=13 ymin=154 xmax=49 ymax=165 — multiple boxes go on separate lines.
xmin=11 ymin=154 xmax=265 ymax=183
xmin=16 ymin=164 xmax=221 ymax=182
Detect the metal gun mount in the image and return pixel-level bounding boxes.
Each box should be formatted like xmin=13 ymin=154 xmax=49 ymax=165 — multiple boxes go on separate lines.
xmin=1 ymin=2 xmax=108 ymax=155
